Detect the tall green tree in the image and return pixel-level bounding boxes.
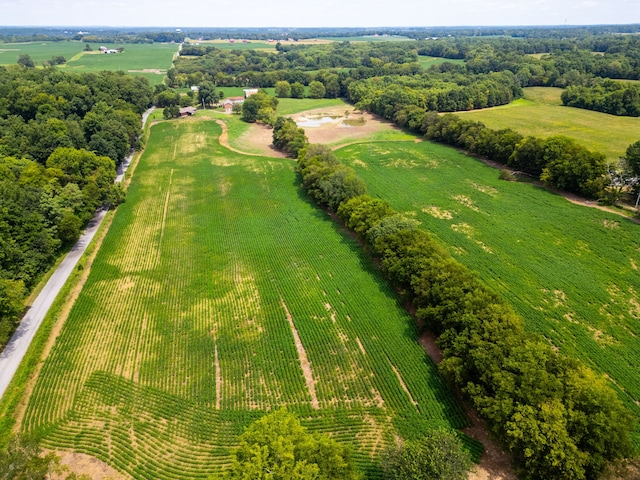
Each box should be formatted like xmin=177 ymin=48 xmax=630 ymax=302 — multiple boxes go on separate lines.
xmin=291 ymin=82 xmax=305 ymax=99
xmin=308 ymin=81 xmax=326 ymax=99
xmin=222 ymin=409 xmax=361 ymax=480
xmin=380 ymin=430 xmax=472 ymax=480
xmin=275 ymin=80 xmax=292 ymax=98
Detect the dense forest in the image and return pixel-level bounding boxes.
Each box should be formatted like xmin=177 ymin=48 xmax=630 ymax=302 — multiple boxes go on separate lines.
xmin=0 ymin=65 xmax=154 ymax=349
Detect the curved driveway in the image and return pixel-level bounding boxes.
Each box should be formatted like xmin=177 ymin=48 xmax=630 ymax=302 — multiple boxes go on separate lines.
xmin=0 ymin=107 xmax=155 ymax=400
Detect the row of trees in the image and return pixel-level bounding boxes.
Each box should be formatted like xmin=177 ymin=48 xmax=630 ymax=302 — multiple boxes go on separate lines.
xmin=0 ymin=65 xmax=151 ymax=351
xmin=281 ymin=134 xmax=635 ymax=479
xmin=0 ymin=149 xmax=125 ymax=349
xmin=418 ymin=113 xmax=610 ymax=199
xmin=347 ymin=70 xmax=522 ymax=116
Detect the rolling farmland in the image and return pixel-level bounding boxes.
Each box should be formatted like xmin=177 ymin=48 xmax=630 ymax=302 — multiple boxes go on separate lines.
xmin=19 ymin=119 xmax=469 ymax=478
xmin=456 ymin=87 xmax=640 ymax=163
xmin=337 ymin=139 xmax=640 ymax=444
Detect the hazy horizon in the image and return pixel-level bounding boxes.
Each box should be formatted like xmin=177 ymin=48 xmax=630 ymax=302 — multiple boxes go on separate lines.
xmin=2 ymin=0 xmax=638 ymax=29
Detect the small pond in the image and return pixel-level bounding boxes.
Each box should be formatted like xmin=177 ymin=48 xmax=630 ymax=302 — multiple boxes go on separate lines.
xmin=295 ymin=116 xmax=341 ymax=127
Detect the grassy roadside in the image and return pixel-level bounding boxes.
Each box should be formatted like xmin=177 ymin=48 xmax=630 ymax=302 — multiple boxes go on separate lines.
xmin=0 ymin=116 xmax=155 ymax=449
xmin=0 ymin=209 xmax=115 ymax=449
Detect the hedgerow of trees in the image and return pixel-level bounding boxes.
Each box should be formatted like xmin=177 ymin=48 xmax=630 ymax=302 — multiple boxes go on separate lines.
xmin=270 ymin=124 xmax=635 ymax=480
xmin=0 ymin=65 xmax=153 ymax=350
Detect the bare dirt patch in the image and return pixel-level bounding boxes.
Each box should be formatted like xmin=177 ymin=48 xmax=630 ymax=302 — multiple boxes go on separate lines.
xmin=237 ymin=124 xmax=288 ymax=157
xmin=127 ymin=68 xmax=165 ymax=74
xmin=387 ymin=357 xmax=418 ymax=407
xmin=452 ymin=194 xmax=480 ymax=212
xmin=51 ymin=451 xmax=129 ymax=480
xmin=281 ymin=298 xmax=319 ymax=409
xmin=418 ymin=331 xmax=443 ymax=364
xmin=290 ymin=106 xmax=399 ymax=147
xmin=423 ymin=205 xmax=453 ymax=220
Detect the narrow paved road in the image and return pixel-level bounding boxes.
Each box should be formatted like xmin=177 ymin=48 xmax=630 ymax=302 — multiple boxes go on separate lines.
xmin=0 ymin=107 xmax=155 ymax=400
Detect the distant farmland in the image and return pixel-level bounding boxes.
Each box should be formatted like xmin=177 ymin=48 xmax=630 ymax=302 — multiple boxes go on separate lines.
xmin=456 ymin=87 xmax=640 ymax=162
xmin=0 ymin=41 xmax=177 ymax=84
xmin=20 ymin=119 xmax=469 ymax=478
xmin=337 ymin=139 xmax=640 ymax=444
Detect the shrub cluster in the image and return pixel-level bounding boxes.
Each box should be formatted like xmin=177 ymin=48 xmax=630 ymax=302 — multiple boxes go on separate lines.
xmin=292 ymin=147 xmax=635 ymax=480
xmin=220 ymin=408 xmax=361 ymax=480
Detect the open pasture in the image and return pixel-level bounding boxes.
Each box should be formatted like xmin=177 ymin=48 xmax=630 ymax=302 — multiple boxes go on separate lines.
xmin=20 ymin=118 xmax=469 ymax=478
xmin=0 ymin=41 xmax=84 ymax=64
xmin=456 ymin=87 xmax=640 ymax=162
xmin=418 ymin=55 xmax=465 ymax=69
xmin=337 ymin=139 xmax=640 ymax=442
xmin=64 ymin=43 xmax=178 ymax=83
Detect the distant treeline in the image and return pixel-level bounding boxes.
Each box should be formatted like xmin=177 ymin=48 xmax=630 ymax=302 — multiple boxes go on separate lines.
xmin=0 ymin=27 xmax=185 ymax=44
xmin=0 ymin=65 xmax=154 ymax=350
xmin=562 ymin=80 xmax=640 ymax=116
xmin=3 ymin=25 xmax=640 ymax=44
xmin=269 ymin=121 xmax=635 ymax=480
xmin=8 ymin=25 xmax=640 ymax=43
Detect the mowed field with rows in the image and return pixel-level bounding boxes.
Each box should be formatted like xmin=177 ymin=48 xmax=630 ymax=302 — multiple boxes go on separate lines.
xmin=337 ymin=140 xmax=640 ymax=445
xmin=20 ymin=118 xmax=469 ymax=478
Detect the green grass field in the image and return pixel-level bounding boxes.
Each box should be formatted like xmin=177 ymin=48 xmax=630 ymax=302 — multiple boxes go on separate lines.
xmin=19 ymin=118 xmax=471 ymax=478
xmin=337 ymin=139 xmax=640 ymax=443
xmin=418 ymin=55 xmax=465 ymax=69
xmin=0 ymin=41 xmax=177 ymax=85
xmin=456 ymin=87 xmax=640 ymax=162
xmin=0 ymin=41 xmax=85 ymax=64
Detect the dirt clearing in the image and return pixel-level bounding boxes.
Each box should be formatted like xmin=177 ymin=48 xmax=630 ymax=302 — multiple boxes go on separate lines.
xmin=231 ymin=106 xmax=401 ymax=156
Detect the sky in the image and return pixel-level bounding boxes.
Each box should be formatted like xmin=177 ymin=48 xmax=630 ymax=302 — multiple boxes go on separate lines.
xmin=1 ymin=0 xmax=639 ymax=28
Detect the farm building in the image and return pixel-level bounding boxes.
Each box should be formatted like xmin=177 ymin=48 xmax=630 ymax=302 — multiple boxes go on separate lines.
xmin=222 ymin=96 xmax=244 ymax=113
xmin=179 ymin=106 xmax=197 ymax=117
xmin=99 ymin=46 xmax=119 ymax=54
xmin=243 ymin=89 xmax=259 ymax=98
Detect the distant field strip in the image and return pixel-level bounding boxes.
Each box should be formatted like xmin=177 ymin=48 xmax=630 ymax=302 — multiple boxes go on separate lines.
xmin=21 ymin=119 xmax=467 ymax=478
xmin=337 ymin=140 xmax=640 ymax=441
